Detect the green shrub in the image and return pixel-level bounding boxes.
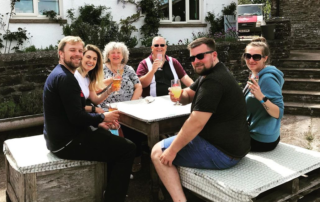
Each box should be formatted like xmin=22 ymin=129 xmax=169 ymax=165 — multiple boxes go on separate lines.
xmin=0 ymin=99 xmax=17 ymax=119
xmin=19 ymin=89 xmax=43 ymax=115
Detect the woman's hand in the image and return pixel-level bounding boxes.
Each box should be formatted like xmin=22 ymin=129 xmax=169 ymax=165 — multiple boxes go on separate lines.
xmin=106 ymin=120 xmax=120 ymax=130
xmin=247 ymin=78 xmax=264 ymax=101
xmin=98 ymin=122 xmax=111 ymax=130
xmin=103 ymin=110 xmax=120 ymax=122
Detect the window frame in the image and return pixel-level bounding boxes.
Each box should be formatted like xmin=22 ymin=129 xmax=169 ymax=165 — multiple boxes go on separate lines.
xmin=13 ymin=0 xmax=63 ymax=19
xmin=160 ymin=0 xmax=202 ymax=23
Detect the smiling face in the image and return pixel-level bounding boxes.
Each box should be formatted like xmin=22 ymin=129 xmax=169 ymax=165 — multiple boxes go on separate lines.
xmin=244 ymin=45 xmax=268 ymax=73
xmin=59 ymin=42 xmax=83 ymax=71
xmin=81 ymin=50 xmax=98 ymax=74
xmin=151 ymin=37 xmax=167 ymax=59
xmin=190 ymin=44 xmax=217 ymax=76
xmin=108 ymin=48 xmax=123 ymax=66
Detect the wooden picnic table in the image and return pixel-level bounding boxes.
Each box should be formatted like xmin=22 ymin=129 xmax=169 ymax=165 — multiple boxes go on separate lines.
xmin=115 ymin=95 xmax=191 ymax=201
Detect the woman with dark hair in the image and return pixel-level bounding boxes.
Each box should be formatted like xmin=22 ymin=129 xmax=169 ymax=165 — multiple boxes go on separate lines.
xmin=74 ymin=44 xmax=115 ymax=114
xmin=243 ymin=37 xmax=284 ymax=152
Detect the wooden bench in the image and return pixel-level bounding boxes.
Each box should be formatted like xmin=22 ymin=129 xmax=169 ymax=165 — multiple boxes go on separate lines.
xmin=178 ymin=143 xmax=320 ymax=202
xmin=3 ymin=135 xmax=107 ymax=202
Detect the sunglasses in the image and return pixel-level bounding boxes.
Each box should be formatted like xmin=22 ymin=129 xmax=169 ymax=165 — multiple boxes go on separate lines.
xmin=189 ymin=51 xmax=214 ymax=62
xmin=243 ymin=53 xmax=264 ymax=61
xmin=153 ymin=44 xmax=166 ymax=47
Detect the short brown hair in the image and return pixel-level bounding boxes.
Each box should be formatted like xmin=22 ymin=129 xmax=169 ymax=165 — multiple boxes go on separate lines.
xmin=57 ymin=36 xmax=84 ymax=58
xmin=187 ymin=37 xmax=216 ymax=51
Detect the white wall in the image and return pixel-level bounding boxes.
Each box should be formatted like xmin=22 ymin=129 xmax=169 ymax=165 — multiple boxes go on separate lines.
xmin=0 ymin=0 xmax=236 ymax=53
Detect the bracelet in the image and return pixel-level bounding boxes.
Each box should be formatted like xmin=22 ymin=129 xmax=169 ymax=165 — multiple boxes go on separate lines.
xmin=92 ymin=106 xmax=96 ymax=113
xmin=260 ymin=100 xmax=265 ymax=103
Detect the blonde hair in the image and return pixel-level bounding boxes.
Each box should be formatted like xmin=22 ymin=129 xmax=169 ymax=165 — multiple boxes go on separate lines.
xmin=102 ymin=42 xmax=129 ymax=64
xmin=243 ymin=37 xmax=271 ymax=64
xmin=57 ymin=36 xmax=84 ymax=58
xmin=78 ymin=44 xmax=105 ymax=91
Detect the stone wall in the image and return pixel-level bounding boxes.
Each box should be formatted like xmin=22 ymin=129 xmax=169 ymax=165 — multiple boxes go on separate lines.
xmin=0 ymin=29 xmax=291 ymax=117
xmin=271 ymin=0 xmax=320 ymax=50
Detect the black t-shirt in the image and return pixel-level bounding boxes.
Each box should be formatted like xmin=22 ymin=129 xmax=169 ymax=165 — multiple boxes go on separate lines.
xmin=155 ymin=61 xmax=174 ymax=96
xmin=43 ymin=64 xmax=103 ymax=151
xmin=190 ymin=62 xmax=250 ymax=158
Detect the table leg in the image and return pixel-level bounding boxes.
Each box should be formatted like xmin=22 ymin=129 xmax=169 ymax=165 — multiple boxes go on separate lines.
xmin=147 ymin=122 xmax=164 ymax=201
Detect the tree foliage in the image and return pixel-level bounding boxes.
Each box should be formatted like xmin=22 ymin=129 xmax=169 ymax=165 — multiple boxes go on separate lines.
xmin=62 ymin=4 xmax=138 ymax=48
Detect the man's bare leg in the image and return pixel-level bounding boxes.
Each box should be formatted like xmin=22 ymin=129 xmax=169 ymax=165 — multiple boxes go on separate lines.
xmin=151 ymin=142 xmax=187 ymax=202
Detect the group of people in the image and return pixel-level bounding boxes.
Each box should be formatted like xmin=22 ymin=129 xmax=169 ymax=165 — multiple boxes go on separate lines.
xmin=43 ymin=35 xmax=284 ymax=202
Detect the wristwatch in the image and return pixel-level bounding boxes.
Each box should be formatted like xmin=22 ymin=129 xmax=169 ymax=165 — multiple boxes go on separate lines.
xmin=260 ymin=97 xmax=269 ymax=103
xmin=99 ymin=113 xmax=105 ymax=122
xmin=92 ymin=106 xmax=96 ymax=113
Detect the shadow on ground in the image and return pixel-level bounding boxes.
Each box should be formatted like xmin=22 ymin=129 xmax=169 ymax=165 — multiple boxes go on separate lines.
xmin=0 ymin=126 xmax=204 ymax=202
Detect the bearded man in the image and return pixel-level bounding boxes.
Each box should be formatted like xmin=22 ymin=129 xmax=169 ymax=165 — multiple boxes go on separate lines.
xmin=151 ymin=37 xmax=251 ymax=202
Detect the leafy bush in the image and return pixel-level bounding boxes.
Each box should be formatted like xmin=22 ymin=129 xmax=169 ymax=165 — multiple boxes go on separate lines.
xmin=23 ymin=44 xmax=57 ymax=52
xmin=19 ymin=89 xmax=43 ymax=115
xmin=139 ymin=0 xmax=163 ymax=47
xmin=62 ymin=4 xmax=138 ymax=48
xmin=0 ymin=99 xmax=17 ymax=119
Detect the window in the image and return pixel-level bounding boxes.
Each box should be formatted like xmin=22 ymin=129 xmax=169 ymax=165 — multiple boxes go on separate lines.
xmin=160 ymin=0 xmax=201 ymax=23
xmin=14 ymin=0 xmax=61 ymax=17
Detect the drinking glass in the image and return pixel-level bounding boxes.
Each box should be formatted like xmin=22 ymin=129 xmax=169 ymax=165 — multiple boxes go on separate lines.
xmin=112 ymin=71 xmax=122 ymax=95
xmin=157 ymin=53 xmax=163 ymax=71
xmin=248 ymin=73 xmax=259 ymax=97
xmin=171 ymin=79 xmax=182 ymax=106
xmin=108 ymin=103 xmax=118 ymax=112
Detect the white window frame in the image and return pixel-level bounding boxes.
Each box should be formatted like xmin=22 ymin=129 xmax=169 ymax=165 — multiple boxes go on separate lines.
xmin=160 ymin=0 xmax=202 ymax=23
xmin=13 ymin=0 xmax=63 ymax=19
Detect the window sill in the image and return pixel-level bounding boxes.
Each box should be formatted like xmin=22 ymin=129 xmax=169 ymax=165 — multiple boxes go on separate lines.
xmin=9 ymin=19 xmax=67 ymax=24
xmin=159 ymin=23 xmax=207 ymax=28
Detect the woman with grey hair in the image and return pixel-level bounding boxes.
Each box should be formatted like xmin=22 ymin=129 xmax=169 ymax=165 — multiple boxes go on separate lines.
xmin=101 ymin=41 xmax=142 ymax=103
xmin=100 ymin=41 xmax=145 ymax=173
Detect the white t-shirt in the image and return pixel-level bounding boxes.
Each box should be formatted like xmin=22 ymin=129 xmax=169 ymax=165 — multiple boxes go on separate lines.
xmin=74 ymin=70 xmax=90 ymax=99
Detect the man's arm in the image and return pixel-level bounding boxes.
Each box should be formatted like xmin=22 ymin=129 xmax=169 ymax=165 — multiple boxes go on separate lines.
xmin=138 ymin=60 xmax=162 ymax=88
xmin=169 ymin=87 xmax=195 ymax=105
xmin=181 ymin=74 xmax=194 ymax=87
xmin=159 ymin=111 xmax=212 ymax=166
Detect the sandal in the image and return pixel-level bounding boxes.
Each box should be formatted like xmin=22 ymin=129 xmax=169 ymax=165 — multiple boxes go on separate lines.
xmin=132 ymin=156 xmax=142 ymax=173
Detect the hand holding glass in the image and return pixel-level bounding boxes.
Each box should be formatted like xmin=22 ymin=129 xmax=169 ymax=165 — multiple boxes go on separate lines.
xmin=157 ymin=53 xmax=163 ymax=70
xmin=171 ymin=79 xmax=182 ymax=106
xmin=248 ymin=73 xmax=259 ymax=97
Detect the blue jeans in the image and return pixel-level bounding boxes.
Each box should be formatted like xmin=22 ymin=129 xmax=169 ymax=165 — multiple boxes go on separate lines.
xmin=161 ymin=135 xmax=240 ymax=169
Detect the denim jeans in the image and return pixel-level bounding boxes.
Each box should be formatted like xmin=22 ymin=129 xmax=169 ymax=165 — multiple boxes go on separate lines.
xmin=53 ymin=127 xmax=136 ymax=202
xmin=161 ymin=135 xmax=240 ymax=169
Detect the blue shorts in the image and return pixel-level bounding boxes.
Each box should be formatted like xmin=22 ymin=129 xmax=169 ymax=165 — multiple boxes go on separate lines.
xmin=161 ymin=135 xmax=240 ymax=169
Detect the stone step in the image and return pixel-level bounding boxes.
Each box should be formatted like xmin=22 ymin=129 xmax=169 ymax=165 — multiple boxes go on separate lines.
xmin=283 ymin=90 xmax=320 ymax=103
xmin=279 ymin=68 xmax=320 ymax=79
xmin=279 ymin=61 xmax=320 ymax=69
xmin=284 ymin=102 xmax=320 ymax=116
xmin=283 ymin=78 xmax=320 ymax=91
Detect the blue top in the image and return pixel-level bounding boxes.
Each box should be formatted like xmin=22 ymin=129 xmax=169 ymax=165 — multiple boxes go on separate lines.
xmin=245 ymin=65 xmax=284 ymax=143
xmin=43 ymin=64 xmax=103 ymax=151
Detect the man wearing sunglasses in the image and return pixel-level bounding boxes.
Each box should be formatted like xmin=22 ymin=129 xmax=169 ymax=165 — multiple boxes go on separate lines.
xmin=151 ymin=37 xmax=250 ymax=202
xmin=136 ymin=36 xmax=193 ymax=97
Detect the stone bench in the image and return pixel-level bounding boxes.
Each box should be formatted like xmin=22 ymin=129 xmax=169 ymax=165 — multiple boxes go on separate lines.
xmin=178 ymin=143 xmax=320 ymax=202
xmin=3 ymin=135 xmax=107 ymax=202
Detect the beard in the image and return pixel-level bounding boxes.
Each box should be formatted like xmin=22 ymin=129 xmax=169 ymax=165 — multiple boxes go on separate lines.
xmin=194 ymin=63 xmax=214 ymax=76
xmin=64 ymin=57 xmax=80 ymax=71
